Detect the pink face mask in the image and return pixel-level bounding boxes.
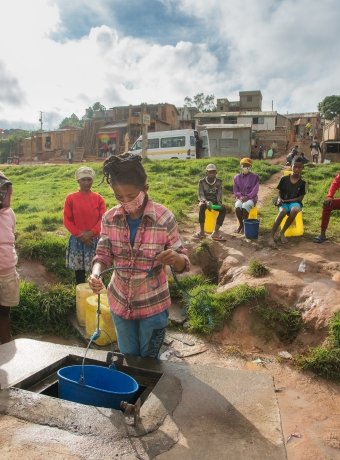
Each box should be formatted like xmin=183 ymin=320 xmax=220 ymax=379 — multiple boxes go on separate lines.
xmin=120 ymin=191 xmax=146 ymax=214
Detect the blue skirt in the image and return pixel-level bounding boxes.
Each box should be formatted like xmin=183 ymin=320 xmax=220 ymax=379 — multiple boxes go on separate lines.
xmin=66 ymin=235 xmax=99 ymax=272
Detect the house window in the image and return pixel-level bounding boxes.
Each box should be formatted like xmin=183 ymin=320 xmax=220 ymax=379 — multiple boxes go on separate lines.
xmin=253 ymin=117 xmax=264 ymax=125
xmin=225 ymin=117 xmax=237 ymax=124
xmin=45 ymin=136 xmax=51 ymax=149
xmin=247 ymin=96 xmax=252 ymax=102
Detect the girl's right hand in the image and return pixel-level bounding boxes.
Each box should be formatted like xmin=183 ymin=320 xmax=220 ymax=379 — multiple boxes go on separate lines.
xmin=88 ymin=274 xmax=105 ymax=293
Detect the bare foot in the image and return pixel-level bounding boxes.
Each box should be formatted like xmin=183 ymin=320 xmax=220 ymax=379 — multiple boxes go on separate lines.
xmin=194 ymin=232 xmax=206 ymax=239
xmin=268 ymin=236 xmax=276 ymax=247
xmin=280 ymin=231 xmax=288 ymax=244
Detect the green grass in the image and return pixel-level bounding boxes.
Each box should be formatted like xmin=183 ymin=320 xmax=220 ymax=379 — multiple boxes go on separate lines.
xmin=295 ymin=311 xmax=340 ymax=381
xmin=2 ymin=158 xmax=340 ymax=287
xmin=185 ymin=283 xmax=266 ymax=335
xmin=247 ymin=259 xmax=269 ymax=278
xmin=253 ymin=303 xmax=303 ymax=343
xmin=11 ymin=281 xmax=77 ymax=337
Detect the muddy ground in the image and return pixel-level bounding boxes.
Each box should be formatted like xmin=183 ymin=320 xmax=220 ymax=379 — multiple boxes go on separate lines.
xmin=16 ymin=166 xmax=339 ymax=460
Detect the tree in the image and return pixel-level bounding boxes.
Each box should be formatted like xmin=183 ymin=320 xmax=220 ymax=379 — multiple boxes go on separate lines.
xmin=83 ymin=102 xmax=106 ymax=120
xmin=184 ymin=93 xmax=216 ymax=112
xmin=318 ymin=95 xmax=340 ymax=120
xmin=59 ymin=113 xmax=83 ymax=129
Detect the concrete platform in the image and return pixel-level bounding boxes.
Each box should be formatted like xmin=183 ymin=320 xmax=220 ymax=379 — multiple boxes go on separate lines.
xmin=0 ymin=339 xmax=286 ymax=459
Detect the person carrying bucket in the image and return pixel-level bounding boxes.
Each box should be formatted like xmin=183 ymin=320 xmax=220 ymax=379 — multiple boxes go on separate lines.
xmin=88 ymin=153 xmax=190 ymax=358
xmin=233 ymin=158 xmax=260 ymax=234
xmin=194 ymin=163 xmax=227 ymax=241
xmin=268 ymin=157 xmax=306 ymax=246
xmin=63 ymin=166 xmax=107 ymax=284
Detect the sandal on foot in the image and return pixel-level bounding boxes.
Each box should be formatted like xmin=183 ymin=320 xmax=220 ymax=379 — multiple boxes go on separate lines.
xmin=313 ymin=235 xmax=326 ymax=243
xmin=211 ymin=234 xmax=226 ymax=241
xmin=193 ymin=232 xmax=205 ymax=239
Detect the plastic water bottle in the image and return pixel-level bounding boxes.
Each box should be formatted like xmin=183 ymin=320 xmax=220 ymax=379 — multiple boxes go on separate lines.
xmin=298 ymin=259 xmax=306 ymax=273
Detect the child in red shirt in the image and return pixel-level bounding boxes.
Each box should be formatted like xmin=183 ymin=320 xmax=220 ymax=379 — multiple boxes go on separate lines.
xmin=63 ymin=166 xmax=106 ymax=284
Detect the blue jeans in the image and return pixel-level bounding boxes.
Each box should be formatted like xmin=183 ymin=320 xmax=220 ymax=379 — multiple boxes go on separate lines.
xmin=111 ymin=310 xmax=168 ymax=358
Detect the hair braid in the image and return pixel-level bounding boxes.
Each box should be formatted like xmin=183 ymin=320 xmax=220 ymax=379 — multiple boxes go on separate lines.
xmin=102 ymin=153 xmax=147 ymax=186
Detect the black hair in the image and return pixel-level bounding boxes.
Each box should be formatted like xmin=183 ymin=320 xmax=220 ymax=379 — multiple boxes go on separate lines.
xmin=102 ymin=153 xmax=147 ymax=187
xmin=293 ymin=157 xmax=304 ymax=165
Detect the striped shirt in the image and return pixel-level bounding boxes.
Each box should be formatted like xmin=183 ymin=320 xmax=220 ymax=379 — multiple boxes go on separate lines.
xmin=93 ymin=198 xmax=190 ymax=320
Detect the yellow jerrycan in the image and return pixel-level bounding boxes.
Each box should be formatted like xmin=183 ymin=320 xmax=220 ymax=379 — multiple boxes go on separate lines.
xmin=76 ymin=283 xmax=94 ymax=326
xmin=204 ymin=209 xmax=219 ymax=233
xmin=85 ymin=294 xmax=117 ymax=346
xmin=280 ymin=211 xmax=304 ymax=237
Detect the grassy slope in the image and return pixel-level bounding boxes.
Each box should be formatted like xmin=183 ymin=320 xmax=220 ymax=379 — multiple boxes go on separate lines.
xmin=2 ymin=158 xmax=340 ymax=240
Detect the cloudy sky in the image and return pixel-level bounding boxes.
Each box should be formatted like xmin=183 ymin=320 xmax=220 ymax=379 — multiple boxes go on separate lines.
xmin=1 ymin=0 xmax=339 ymax=130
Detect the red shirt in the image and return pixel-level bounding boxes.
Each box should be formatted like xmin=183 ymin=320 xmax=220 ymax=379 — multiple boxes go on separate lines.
xmin=327 ymin=173 xmax=340 ymax=198
xmin=63 ymin=191 xmax=106 ymax=237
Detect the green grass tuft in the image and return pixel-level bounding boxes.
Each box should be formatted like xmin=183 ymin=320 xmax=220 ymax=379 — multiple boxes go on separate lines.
xmin=11 ymin=281 xmax=77 ymax=337
xmin=247 ymin=259 xmax=269 ymax=278
xmin=186 ymin=283 xmax=266 ymax=334
xmin=295 ymin=311 xmax=340 ymax=381
xmin=295 ymin=346 xmax=340 ymax=381
xmin=254 ymin=304 xmax=303 ymax=343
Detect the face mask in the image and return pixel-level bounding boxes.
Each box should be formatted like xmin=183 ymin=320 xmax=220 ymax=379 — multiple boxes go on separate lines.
xmin=241 ymin=166 xmax=251 ymax=174
xmin=120 ymin=191 xmax=146 ymax=214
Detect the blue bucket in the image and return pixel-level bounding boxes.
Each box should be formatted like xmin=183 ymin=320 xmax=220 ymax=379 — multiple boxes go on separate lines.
xmin=57 ymin=365 xmax=139 ymax=409
xmin=243 ymin=219 xmax=260 ymax=239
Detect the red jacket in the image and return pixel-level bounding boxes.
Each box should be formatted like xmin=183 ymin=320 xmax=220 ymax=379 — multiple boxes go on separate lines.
xmin=63 ymin=191 xmax=106 ymax=237
xmin=327 ymin=173 xmax=340 ymax=198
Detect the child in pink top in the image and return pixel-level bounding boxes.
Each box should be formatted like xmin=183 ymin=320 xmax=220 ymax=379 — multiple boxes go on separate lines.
xmin=0 ymin=171 xmax=19 ymax=343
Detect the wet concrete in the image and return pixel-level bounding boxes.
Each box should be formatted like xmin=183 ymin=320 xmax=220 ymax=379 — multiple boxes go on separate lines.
xmin=0 ymin=339 xmax=286 ymax=459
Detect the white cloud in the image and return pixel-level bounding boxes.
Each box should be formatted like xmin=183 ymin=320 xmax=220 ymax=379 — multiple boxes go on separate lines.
xmin=0 ymin=0 xmax=339 ymax=129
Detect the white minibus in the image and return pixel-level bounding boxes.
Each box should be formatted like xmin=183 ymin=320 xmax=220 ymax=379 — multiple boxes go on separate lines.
xmin=129 ymin=129 xmax=209 ymax=160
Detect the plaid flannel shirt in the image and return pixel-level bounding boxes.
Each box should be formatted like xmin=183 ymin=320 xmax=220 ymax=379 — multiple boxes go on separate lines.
xmin=93 ymin=198 xmax=190 ymax=319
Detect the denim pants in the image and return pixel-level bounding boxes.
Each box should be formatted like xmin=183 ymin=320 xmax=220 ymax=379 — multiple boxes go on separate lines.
xmin=111 ymin=310 xmax=168 ymax=358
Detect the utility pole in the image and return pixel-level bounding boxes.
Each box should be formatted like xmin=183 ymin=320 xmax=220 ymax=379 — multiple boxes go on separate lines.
xmin=141 ymin=108 xmax=150 ymax=159
xmin=39 ymin=111 xmax=43 ymax=131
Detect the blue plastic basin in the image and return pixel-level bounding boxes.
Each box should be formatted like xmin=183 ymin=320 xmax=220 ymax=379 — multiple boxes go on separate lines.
xmin=57 ymin=365 xmax=139 ymax=409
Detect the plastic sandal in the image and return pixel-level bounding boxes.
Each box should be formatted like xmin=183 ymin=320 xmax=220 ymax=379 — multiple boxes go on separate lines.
xmin=313 ymin=235 xmax=326 ymax=243
xmin=211 ymin=234 xmax=227 ymax=241
xmin=193 ymin=232 xmax=205 ymax=239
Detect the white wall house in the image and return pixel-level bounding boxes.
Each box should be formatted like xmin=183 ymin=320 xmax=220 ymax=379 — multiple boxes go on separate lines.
xmin=195 ymin=111 xmax=278 ymax=131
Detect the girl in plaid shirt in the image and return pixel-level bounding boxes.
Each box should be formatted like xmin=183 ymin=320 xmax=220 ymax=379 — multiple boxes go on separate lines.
xmin=89 ymin=154 xmax=189 ymax=358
